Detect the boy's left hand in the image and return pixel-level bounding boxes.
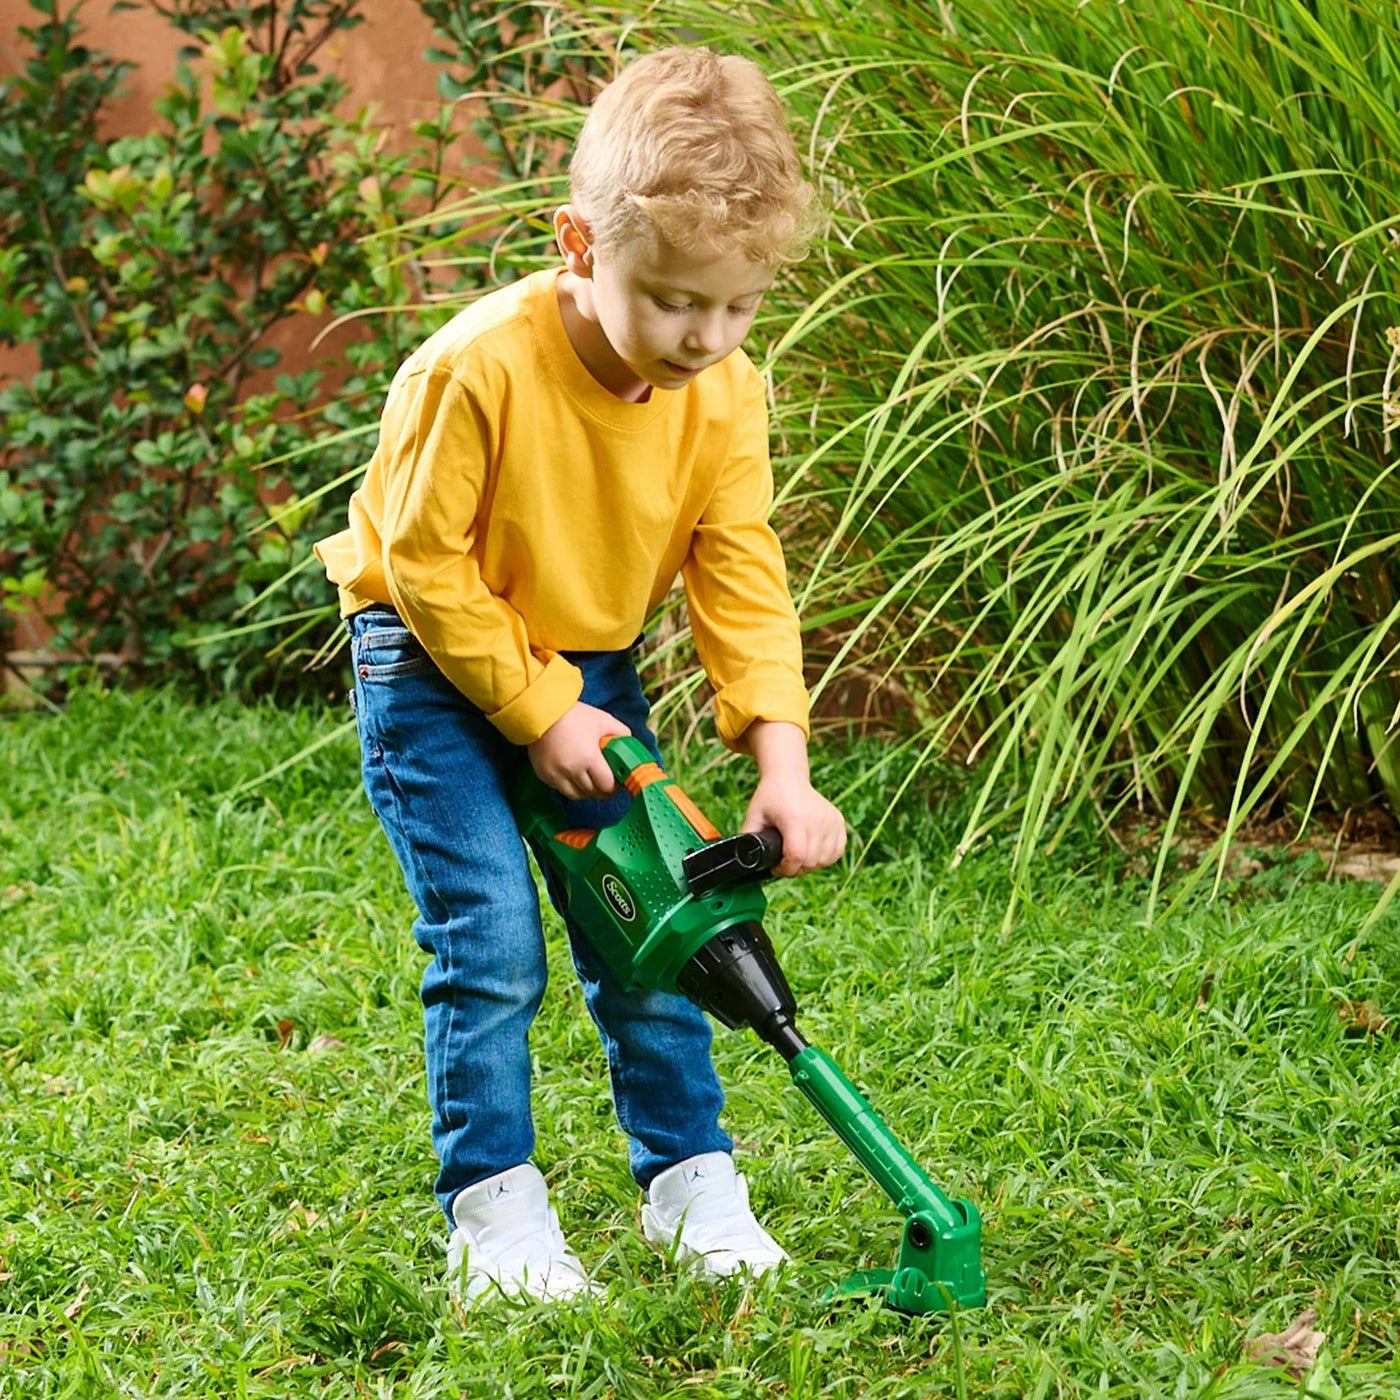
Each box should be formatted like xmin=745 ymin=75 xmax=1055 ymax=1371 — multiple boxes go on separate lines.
xmin=740 ymin=778 xmax=847 ymax=879
xmin=738 ymin=719 xmax=847 ymax=879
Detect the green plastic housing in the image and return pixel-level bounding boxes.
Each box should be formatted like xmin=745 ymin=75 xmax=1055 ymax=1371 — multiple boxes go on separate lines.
xmin=513 ymin=735 xmax=769 ymax=994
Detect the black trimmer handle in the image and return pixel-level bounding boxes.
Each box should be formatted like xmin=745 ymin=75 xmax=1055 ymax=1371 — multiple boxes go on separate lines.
xmin=683 ymin=828 xmax=784 ymax=898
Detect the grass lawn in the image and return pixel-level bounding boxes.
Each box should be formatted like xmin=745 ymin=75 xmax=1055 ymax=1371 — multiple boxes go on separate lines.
xmin=2 ymin=688 xmax=1398 ymax=1398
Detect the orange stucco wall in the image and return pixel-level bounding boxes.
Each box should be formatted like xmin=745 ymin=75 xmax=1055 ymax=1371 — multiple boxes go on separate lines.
xmin=0 ymin=0 xmax=456 ymax=371
xmin=0 ymin=0 xmax=461 ymax=387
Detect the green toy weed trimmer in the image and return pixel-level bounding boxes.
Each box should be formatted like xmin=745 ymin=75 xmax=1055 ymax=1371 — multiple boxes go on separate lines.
xmin=512 ymin=735 xmax=985 ymax=1315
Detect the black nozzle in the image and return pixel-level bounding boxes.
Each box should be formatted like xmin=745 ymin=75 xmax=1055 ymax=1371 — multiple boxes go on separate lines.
xmin=676 ymin=919 xmax=808 ymax=1061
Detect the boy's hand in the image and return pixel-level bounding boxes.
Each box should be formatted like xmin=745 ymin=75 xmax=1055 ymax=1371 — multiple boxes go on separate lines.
xmin=738 ymin=720 xmax=847 ymax=879
xmin=528 ymin=702 xmax=628 ymax=801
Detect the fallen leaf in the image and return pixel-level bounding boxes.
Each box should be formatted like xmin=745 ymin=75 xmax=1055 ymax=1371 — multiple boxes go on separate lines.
xmin=276 ymin=1018 xmax=295 ymax=1050
xmin=306 ymin=1033 xmax=345 ymax=1053
xmin=1337 ymin=999 xmax=1390 ymax=1036
xmin=276 ymin=1201 xmax=326 ymax=1237
xmin=63 ymin=1281 xmax=90 ymax=1320
xmin=1244 ymin=1308 xmax=1325 ymax=1379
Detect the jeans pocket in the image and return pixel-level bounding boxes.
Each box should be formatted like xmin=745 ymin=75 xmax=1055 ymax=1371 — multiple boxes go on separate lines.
xmin=352 ymin=624 xmax=434 ymax=681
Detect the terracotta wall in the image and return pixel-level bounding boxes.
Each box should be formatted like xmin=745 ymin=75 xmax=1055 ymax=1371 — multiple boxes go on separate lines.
xmin=0 ymin=0 xmax=448 ymax=139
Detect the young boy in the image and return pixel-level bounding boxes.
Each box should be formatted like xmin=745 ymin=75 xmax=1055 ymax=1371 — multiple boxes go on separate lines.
xmin=314 ymin=46 xmax=846 ymax=1303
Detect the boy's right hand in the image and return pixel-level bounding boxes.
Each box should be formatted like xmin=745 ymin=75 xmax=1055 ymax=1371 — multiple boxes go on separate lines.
xmin=527 ymin=701 xmax=628 ymax=801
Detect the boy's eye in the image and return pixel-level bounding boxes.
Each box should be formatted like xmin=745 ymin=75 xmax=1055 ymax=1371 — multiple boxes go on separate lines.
xmin=651 ymin=296 xmax=763 ymax=315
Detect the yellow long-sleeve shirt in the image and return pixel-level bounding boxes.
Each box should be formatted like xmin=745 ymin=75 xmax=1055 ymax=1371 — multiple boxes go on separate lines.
xmin=313 ymin=268 xmax=810 ymax=749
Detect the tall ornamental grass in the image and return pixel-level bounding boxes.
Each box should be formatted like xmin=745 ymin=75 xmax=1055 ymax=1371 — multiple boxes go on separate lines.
xmin=301 ymin=1 xmax=1400 ymax=915
xmin=561 ymin=0 xmax=1400 ymax=915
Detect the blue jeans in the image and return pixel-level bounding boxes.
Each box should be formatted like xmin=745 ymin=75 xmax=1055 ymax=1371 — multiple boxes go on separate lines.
xmin=347 ymin=607 xmax=732 ymax=1226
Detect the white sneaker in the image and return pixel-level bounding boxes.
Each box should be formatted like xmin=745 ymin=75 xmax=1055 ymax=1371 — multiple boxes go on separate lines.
xmin=641 ymin=1152 xmax=789 ymax=1279
xmin=446 ymin=1163 xmax=591 ymax=1303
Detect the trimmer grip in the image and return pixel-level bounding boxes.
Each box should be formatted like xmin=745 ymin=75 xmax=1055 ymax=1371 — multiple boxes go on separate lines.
xmin=752 ymin=827 xmax=785 ymax=871
xmin=601 ymin=733 xmax=654 ymax=783
xmin=683 ymin=828 xmax=784 ymax=897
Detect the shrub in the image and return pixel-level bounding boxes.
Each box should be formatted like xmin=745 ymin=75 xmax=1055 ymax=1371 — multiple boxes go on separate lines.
xmin=0 ymin=0 xmax=450 ymax=694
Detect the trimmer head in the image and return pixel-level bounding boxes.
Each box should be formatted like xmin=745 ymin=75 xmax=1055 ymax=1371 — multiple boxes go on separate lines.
xmin=831 ymin=1210 xmax=986 ymax=1314
xmin=788 ymin=1045 xmax=985 ymax=1313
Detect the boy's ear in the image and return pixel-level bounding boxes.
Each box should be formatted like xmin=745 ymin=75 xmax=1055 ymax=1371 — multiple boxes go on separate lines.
xmin=554 ymin=205 xmax=595 ymax=278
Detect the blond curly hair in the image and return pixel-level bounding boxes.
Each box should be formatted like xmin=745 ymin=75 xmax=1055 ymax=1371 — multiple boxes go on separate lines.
xmin=568 ymin=47 xmax=815 ymax=266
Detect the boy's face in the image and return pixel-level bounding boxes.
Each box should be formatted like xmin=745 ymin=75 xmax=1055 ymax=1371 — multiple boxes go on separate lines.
xmin=556 ymin=208 xmax=773 ymax=399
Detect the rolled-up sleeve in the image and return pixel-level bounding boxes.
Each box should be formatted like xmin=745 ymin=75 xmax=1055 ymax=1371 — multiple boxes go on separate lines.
xmin=379 ymin=366 xmax=582 ymax=744
xmin=681 ymin=381 xmax=810 ymax=749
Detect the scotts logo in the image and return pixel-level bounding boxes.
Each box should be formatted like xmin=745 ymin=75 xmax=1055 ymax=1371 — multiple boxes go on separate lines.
xmin=601 ymin=874 xmax=637 ymax=922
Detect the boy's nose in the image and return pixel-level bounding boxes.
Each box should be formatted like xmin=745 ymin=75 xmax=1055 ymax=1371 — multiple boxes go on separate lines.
xmin=685 ymin=312 xmax=726 ymax=355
